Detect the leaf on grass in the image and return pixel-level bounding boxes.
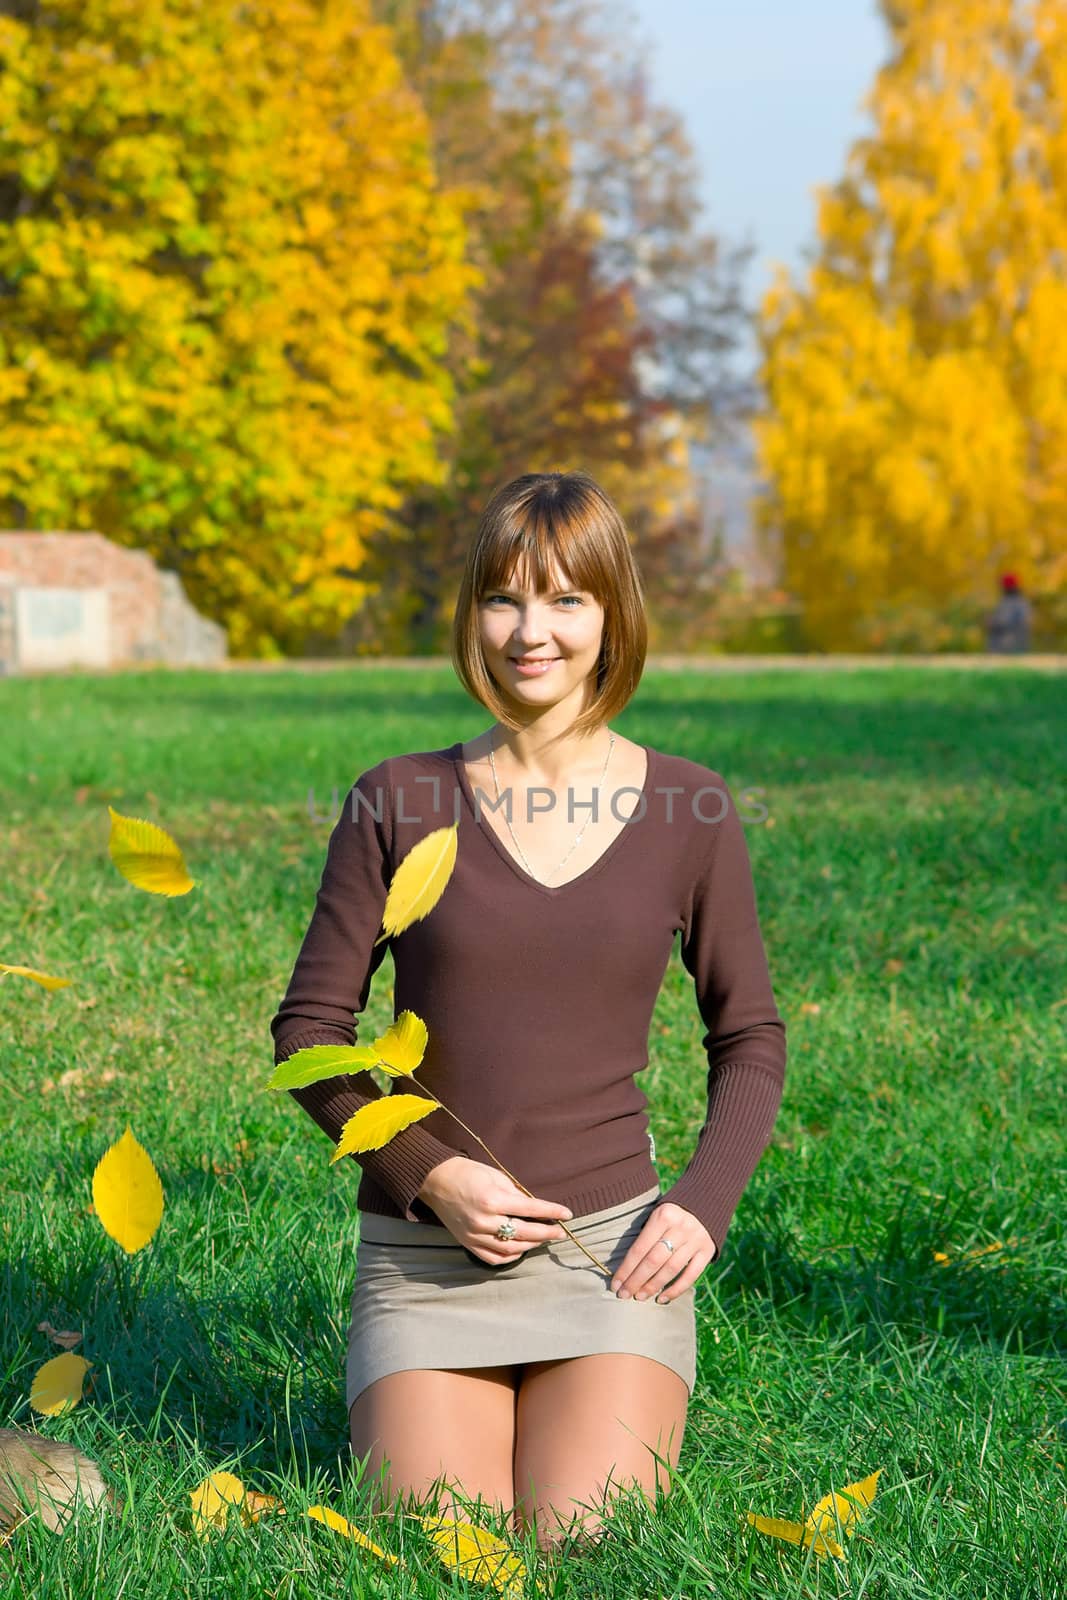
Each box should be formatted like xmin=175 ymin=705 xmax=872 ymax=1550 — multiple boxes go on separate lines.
xmin=330 ymin=1094 xmax=441 ymax=1165
xmin=190 ymin=1472 xmax=284 ymax=1536
xmin=243 ymin=1490 xmax=284 ymax=1523
xmin=190 ymin=1471 xmax=246 ymax=1536
xmin=91 ymin=1126 xmax=164 ymax=1254
xmin=932 ymin=1237 xmax=1017 ymax=1266
xmin=306 ymin=1503 xmax=400 ymax=1565
xmin=266 ymin=1043 xmax=379 ymax=1092
xmin=412 ymin=1513 xmax=527 ymax=1596
xmin=374 ymin=825 xmax=458 ymax=945
xmin=36 ymin=1323 xmax=83 ymax=1350
xmin=0 ymin=963 xmax=72 ymax=992
xmin=107 ymin=806 xmax=196 ymax=896
xmin=747 ymin=1468 xmax=881 ymax=1562
xmin=29 ymin=1353 xmax=92 ymax=1416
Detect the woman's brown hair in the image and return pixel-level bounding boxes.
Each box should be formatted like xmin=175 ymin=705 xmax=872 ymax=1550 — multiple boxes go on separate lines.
xmin=451 ymin=470 xmax=648 ymax=738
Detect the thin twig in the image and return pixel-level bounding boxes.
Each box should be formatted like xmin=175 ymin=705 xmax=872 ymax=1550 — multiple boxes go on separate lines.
xmin=389 ymin=1068 xmax=613 ymax=1277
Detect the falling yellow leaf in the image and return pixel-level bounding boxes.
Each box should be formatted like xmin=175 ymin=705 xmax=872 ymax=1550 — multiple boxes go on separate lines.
xmin=412 ymin=1513 xmax=527 ymax=1596
xmin=36 ymin=1323 xmax=82 ymax=1351
xmin=306 ymin=1503 xmax=400 ymax=1565
xmin=29 ymin=1353 xmax=92 ymax=1416
xmin=0 ymin=963 xmax=72 ymax=992
xmin=91 ymin=1126 xmax=164 ymax=1254
xmin=266 ymin=1042 xmax=380 ymax=1093
xmin=747 ymin=1468 xmax=881 ymax=1562
xmin=373 ymin=824 xmax=458 ymax=946
xmin=107 ymin=806 xmax=196 ymax=896
xmin=330 ymin=1094 xmax=441 ymax=1165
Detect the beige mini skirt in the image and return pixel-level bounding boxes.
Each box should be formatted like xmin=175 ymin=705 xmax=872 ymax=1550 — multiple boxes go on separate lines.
xmin=345 ymin=1185 xmax=696 ymax=1412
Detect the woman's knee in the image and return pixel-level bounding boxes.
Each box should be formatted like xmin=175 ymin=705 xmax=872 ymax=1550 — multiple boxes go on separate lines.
xmin=512 ymin=1354 xmax=689 ymax=1540
xmin=349 ymin=1365 xmax=519 ymax=1521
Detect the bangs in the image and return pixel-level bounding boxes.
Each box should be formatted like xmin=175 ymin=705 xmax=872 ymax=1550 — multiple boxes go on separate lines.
xmin=473 ymin=486 xmax=608 ymax=603
xmin=451 ymin=470 xmax=648 ymax=737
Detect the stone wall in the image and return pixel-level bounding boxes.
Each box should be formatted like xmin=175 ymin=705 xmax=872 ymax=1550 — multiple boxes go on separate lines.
xmin=0 ymin=532 xmax=227 ymax=673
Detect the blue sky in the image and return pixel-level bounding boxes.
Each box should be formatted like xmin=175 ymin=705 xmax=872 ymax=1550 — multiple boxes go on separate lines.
xmin=623 ymin=0 xmax=888 ymax=300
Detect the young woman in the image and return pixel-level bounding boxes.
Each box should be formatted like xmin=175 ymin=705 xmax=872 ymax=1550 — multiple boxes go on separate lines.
xmin=269 ymin=469 xmax=787 ymax=1552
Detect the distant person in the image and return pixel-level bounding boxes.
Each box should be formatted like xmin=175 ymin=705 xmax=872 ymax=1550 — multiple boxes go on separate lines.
xmin=985 ymin=573 xmax=1032 ymax=653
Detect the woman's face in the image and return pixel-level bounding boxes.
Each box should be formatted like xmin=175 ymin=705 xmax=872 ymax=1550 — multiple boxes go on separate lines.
xmin=477 ymin=558 xmax=606 ymax=710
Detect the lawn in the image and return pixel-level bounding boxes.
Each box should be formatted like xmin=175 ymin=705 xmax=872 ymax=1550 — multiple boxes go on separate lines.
xmin=1 ymin=664 xmax=1064 ymax=1598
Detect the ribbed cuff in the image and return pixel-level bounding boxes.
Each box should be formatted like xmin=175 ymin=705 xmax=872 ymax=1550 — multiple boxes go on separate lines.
xmin=657 ymin=1060 xmax=784 ymax=1259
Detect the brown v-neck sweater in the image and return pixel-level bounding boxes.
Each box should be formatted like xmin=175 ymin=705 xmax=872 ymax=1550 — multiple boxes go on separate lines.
xmin=269 ymin=740 xmax=787 ymax=1258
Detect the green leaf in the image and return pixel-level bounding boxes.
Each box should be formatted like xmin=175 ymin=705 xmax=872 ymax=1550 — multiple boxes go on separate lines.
xmin=266 ymin=1043 xmax=379 ymax=1091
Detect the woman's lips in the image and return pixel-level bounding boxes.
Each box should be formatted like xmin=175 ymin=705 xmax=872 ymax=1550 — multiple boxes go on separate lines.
xmin=510 ymin=658 xmax=559 ymax=676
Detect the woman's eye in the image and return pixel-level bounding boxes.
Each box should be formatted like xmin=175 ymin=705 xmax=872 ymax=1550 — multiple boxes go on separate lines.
xmin=485 ymin=595 xmax=582 ymax=606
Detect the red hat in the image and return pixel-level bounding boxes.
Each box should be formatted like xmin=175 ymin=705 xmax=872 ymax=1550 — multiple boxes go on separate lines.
xmin=1000 ymin=573 xmax=1019 ymax=591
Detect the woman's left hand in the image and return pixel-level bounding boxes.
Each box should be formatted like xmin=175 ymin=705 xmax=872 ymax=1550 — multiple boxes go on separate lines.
xmin=609 ymin=1202 xmax=716 ymax=1304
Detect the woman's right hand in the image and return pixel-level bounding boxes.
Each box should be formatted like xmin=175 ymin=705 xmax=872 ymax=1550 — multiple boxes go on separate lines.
xmin=416 ymin=1156 xmax=574 ymax=1264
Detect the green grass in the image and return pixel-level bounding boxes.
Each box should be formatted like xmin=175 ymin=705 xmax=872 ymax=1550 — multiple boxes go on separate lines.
xmin=1 ymin=664 xmax=1064 ymax=1598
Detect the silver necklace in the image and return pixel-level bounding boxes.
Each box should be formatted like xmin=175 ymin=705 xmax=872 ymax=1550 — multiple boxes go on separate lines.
xmin=488 ymin=729 xmax=615 ymax=885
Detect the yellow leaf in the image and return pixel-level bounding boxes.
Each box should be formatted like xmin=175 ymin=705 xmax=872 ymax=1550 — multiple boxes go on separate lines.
xmin=808 ymin=1467 xmax=881 ymax=1536
xmin=746 ymin=1510 xmax=844 ymax=1561
xmin=29 ymin=1353 xmax=91 ymax=1416
xmin=369 ymin=1011 xmax=428 ymax=1078
xmin=807 ymin=1527 xmax=846 ymax=1560
xmin=746 ymin=1512 xmax=809 ymax=1547
xmin=330 ymin=1094 xmax=441 ymax=1165
xmin=933 ymin=1238 xmax=1016 ymax=1267
xmin=241 ymin=1490 xmax=285 ymax=1524
xmin=306 ymin=1503 xmax=400 ymax=1565
xmin=747 ymin=1468 xmax=880 ymax=1562
xmin=189 ymin=1472 xmax=284 ymax=1536
xmin=107 ymin=806 xmax=196 ymax=896
xmin=0 ymin=963 xmax=72 ymax=991
xmin=266 ymin=1042 xmax=379 ymax=1092
xmin=415 ymin=1514 xmax=527 ymax=1595
xmin=374 ymin=825 xmax=458 ymax=945
xmin=91 ymin=1126 xmax=164 ymax=1254
xmin=190 ymin=1471 xmax=246 ymax=1537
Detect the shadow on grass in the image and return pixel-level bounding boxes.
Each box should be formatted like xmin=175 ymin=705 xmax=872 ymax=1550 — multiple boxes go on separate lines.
xmin=720 ymin=1183 xmax=1065 ymax=1359
xmin=5 ymin=1170 xmax=1062 ymax=1514
xmin=2 ymin=1181 xmax=356 ymax=1485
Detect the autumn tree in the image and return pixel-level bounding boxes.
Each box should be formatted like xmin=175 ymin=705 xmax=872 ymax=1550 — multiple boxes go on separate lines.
xmin=340 ymin=0 xmax=750 ymax=655
xmin=0 ymin=0 xmax=478 ymax=653
xmin=755 ymin=0 xmax=1067 ymax=651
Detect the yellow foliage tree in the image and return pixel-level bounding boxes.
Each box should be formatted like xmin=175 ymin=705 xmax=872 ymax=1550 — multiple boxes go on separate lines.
xmin=0 ymin=0 xmax=480 ymax=653
xmin=331 ymin=1 xmax=744 ymax=655
xmin=754 ymin=0 xmax=1067 ymax=650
